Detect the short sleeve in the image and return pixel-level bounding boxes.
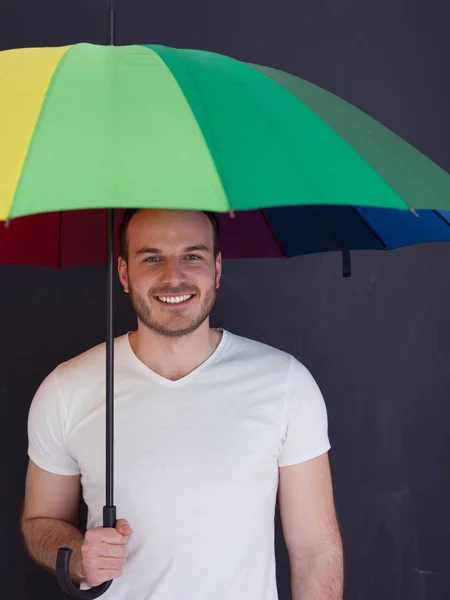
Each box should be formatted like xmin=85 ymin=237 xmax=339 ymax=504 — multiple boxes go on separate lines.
xmin=278 ymin=357 xmax=331 ymax=467
xmin=27 ymin=368 xmax=80 ymax=476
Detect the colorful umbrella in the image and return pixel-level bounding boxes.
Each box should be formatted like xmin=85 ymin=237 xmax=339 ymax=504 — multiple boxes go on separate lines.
xmin=2 ymin=14 xmax=450 ymax=599
xmin=2 ymin=44 xmax=450 ymax=223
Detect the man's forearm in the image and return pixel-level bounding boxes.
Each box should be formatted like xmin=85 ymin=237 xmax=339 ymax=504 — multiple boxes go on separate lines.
xmin=21 ymin=517 xmax=84 ymax=584
xmin=290 ymin=536 xmax=344 ymax=600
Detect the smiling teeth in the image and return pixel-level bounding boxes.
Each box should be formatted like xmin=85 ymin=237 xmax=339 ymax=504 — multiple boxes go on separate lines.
xmin=158 ymin=295 xmax=192 ymax=304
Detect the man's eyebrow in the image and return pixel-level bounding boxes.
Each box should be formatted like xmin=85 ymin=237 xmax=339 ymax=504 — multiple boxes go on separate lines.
xmin=135 ymin=244 xmax=211 ymax=255
xmin=135 ymin=247 xmax=161 ymax=255
xmin=184 ymin=244 xmax=211 ymax=253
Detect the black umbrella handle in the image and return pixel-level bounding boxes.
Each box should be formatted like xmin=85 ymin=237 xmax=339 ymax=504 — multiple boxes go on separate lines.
xmin=56 ymin=506 xmax=117 ymax=599
xmin=56 ymin=549 xmax=112 ymax=599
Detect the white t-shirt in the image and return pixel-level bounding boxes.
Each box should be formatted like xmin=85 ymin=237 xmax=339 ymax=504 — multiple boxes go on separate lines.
xmin=27 ymin=329 xmax=330 ymax=600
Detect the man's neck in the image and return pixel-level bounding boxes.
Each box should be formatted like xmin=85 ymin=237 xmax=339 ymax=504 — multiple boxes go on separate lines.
xmin=128 ymin=322 xmax=223 ymax=381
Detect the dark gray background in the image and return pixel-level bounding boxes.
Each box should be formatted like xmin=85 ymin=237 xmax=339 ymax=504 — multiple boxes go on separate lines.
xmin=1 ymin=1 xmax=450 ymax=598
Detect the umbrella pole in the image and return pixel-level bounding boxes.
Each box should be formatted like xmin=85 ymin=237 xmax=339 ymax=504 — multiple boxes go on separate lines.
xmin=104 ymin=207 xmax=116 ymax=524
xmin=104 ymin=0 xmax=117 ymax=528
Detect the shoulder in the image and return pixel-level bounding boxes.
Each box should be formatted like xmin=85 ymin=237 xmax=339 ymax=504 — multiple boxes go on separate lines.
xmin=224 ymin=330 xmax=321 ymax=388
xmin=225 ymin=330 xmax=291 ymax=360
xmin=49 ymin=334 xmax=129 ymax=389
xmin=223 ymin=330 xmax=297 ymax=373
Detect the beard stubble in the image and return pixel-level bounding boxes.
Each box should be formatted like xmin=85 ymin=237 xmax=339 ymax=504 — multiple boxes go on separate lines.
xmin=128 ymin=277 xmax=218 ymax=338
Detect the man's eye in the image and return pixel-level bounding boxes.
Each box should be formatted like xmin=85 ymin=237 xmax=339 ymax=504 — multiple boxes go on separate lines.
xmin=145 ymin=256 xmax=161 ymax=263
xmin=185 ymin=254 xmax=201 ymax=260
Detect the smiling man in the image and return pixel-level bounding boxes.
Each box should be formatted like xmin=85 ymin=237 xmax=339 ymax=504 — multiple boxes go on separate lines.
xmin=118 ymin=209 xmax=223 ymax=376
xmin=21 ymin=208 xmax=343 ymax=600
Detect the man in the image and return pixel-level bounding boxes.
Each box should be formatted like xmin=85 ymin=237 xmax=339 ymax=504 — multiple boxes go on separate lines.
xmin=21 ymin=208 xmax=343 ymax=599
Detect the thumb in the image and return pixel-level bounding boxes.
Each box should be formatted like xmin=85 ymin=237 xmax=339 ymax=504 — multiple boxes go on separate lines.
xmin=115 ymin=519 xmax=133 ymax=535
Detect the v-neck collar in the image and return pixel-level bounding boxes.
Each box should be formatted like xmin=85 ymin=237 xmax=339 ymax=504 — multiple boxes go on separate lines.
xmin=120 ymin=328 xmax=229 ymax=387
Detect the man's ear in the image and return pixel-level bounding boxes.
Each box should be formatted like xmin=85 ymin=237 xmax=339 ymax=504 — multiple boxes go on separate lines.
xmin=215 ymin=252 xmax=222 ymax=289
xmin=118 ymin=257 xmax=129 ymax=294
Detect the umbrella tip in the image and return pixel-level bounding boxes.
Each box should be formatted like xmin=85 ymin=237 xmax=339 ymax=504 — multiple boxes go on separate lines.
xmin=229 ymin=209 xmax=235 ymax=219
xmin=409 ymin=207 xmax=419 ymax=217
xmin=4 ymin=218 xmax=11 ymax=228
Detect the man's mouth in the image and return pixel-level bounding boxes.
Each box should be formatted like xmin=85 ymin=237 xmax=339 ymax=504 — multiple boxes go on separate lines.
xmin=155 ymin=294 xmax=195 ymax=305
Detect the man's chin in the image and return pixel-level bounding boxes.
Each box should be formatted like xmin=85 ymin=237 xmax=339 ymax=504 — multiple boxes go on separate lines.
xmin=139 ymin=314 xmax=209 ymax=338
xmin=145 ymin=323 xmax=205 ymax=338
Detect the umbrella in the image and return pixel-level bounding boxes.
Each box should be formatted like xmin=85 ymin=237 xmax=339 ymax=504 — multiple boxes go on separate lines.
xmin=2 ymin=5 xmax=450 ymax=598
xmin=2 ymin=48 xmax=450 ymax=224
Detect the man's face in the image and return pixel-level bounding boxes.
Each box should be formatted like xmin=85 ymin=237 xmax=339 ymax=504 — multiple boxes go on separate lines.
xmin=118 ymin=209 xmax=222 ymax=338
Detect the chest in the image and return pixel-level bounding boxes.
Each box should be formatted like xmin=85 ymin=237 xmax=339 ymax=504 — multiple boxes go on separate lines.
xmin=68 ymin=377 xmax=284 ymax=517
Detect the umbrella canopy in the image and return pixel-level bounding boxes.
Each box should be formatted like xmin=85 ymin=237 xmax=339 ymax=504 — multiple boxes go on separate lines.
xmin=1 ymin=43 xmax=450 ymax=225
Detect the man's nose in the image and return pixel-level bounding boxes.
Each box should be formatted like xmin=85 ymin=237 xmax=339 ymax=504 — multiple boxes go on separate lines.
xmin=161 ymin=259 xmax=185 ymax=284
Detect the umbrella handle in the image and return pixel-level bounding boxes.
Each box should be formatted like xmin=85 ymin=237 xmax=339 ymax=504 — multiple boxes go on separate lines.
xmin=56 ymin=548 xmax=112 ymax=599
xmin=56 ymin=505 xmax=117 ymax=598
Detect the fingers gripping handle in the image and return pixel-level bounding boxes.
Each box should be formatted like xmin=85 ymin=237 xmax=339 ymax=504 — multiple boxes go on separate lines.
xmin=56 ymin=549 xmax=113 ymax=599
xmin=56 ymin=506 xmax=117 ymax=599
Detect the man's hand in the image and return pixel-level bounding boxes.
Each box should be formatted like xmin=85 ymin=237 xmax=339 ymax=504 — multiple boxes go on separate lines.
xmin=80 ymin=519 xmax=133 ymax=587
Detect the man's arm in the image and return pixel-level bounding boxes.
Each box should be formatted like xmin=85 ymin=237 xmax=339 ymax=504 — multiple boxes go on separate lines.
xmin=278 ymin=453 xmax=343 ymax=600
xmin=20 ymin=459 xmax=84 ymax=584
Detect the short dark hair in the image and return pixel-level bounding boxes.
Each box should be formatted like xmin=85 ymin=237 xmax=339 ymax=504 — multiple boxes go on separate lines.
xmin=118 ymin=209 xmax=221 ymax=262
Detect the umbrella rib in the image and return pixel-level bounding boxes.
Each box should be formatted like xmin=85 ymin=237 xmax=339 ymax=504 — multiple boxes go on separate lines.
xmin=432 ymin=209 xmax=450 ymax=227
xmin=350 ymin=206 xmax=389 ymax=250
xmin=261 ymin=209 xmax=287 ymax=258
